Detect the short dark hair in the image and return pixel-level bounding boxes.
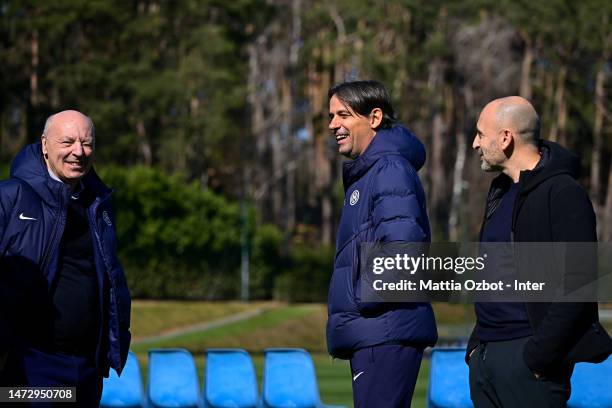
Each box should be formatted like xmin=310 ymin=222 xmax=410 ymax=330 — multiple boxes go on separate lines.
xmin=328 ymin=80 xmax=397 ymax=129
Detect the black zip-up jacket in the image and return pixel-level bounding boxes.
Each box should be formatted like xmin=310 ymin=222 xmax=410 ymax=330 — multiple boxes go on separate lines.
xmin=467 ymin=140 xmax=612 ymax=374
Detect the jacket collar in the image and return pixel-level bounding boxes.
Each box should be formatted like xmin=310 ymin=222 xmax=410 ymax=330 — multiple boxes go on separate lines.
xmin=342 ymin=125 xmax=426 ymax=190
xmin=10 ymin=142 xmax=111 ymax=206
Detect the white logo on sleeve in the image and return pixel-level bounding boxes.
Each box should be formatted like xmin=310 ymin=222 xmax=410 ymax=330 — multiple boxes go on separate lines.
xmin=349 ymin=190 xmax=360 ymax=206
xmin=102 ymin=211 xmax=112 ymax=226
xmin=19 ymin=213 xmax=37 ymax=221
xmin=353 ymin=371 xmax=364 ymax=381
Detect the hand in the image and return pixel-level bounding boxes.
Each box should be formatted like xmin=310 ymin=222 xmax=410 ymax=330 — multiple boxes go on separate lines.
xmin=467 ymin=348 xmax=476 ymax=363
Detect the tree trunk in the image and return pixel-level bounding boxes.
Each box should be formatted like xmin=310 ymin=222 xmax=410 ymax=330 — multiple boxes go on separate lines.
xmin=137 ymin=119 xmax=152 ymax=166
xmin=449 ymin=127 xmax=467 ymax=240
xmin=449 ymin=87 xmax=471 ymax=242
xmin=329 ymin=4 xmax=346 ymax=85
xmin=430 ymin=111 xmax=445 ymax=237
xmin=30 ymin=30 xmax=39 ymax=108
xmin=542 ymin=72 xmax=555 ymax=140
xmin=26 ymin=30 xmax=40 ymax=143
xmin=428 ymin=59 xmax=448 ymax=239
xmin=322 ymin=194 xmax=332 ymax=246
xmin=271 ymin=126 xmax=283 ymax=224
xmin=548 ymin=66 xmax=567 ymax=144
xmin=316 ymin=44 xmax=333 ymax=245
xmin=247 ymin=41 xmax=267 ymax=219
xmin=519 ymin=34 xmax=533 ymax=100
xmin=590 ymin=63 xmax=605 ymax=204
xmin=283 ymin=0 xmax=301 ymax=241
xmin=305 ymin=60 xmax=318 ymax=208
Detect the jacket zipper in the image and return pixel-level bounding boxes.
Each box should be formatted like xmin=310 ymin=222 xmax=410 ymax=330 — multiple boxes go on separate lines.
xmin=508 ymin=180 xmax=534 ymax=329
xmin=40 ymin=191 xmax=67 ymax=275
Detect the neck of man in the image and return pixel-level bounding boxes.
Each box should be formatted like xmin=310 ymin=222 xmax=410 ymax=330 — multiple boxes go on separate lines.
xmin=46 ymin=165 xmax=80 ymax=190
xmin=353 ymin=131 xmax=377 ymax=159
xmin=501 ymin=144 xmax=541 ymax=183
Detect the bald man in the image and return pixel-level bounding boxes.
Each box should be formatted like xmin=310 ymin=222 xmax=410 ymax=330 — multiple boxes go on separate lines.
xmin=466 ymin=97 xmax=612 ymax=407
xmin=0 ymin=111 xmax=131 ymax=406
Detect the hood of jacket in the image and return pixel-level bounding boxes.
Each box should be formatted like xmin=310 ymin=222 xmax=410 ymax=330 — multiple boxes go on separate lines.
xmin=520 ymin=140 xmax=580 ymax=193
xmin=342 ymin=125 xmax=426 ymax=190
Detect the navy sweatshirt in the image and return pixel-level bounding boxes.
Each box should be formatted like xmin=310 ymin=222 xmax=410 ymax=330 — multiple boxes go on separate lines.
xmin=475 ymin=182 xmax=533 ymax=342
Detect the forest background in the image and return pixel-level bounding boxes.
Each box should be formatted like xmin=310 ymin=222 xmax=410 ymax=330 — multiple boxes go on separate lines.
xmin=1 ymin=0 xmax=610 ymax=301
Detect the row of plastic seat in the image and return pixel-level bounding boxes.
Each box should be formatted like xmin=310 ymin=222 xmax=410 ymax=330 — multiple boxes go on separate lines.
xmin=100 ymin=348 xmax=344 ymax=408
xmin=428 ymin=348 xmax=612 ymax=408
xmin=103 ymin=347 xmax=612 ymax=408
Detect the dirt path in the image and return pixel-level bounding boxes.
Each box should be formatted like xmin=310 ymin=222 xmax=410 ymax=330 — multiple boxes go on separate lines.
xmin=132 ymin=306 xmax=268 ymax=345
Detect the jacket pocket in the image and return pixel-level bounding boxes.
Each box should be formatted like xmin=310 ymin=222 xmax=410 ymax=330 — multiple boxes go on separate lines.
xmin=329 ymin=264 xmax=358 ymax=313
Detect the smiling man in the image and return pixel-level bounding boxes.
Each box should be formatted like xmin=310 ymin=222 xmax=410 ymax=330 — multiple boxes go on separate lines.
xmin=42 ymin=111 xmax=95 ymax=186
xmin=0 ymin=110 xmax=131 ymax=406
xmin=326 ymin=81 xmax=437 ymax=407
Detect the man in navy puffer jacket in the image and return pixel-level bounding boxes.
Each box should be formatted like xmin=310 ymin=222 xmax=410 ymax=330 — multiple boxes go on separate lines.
xmin=327 ymin=81 xmax=437 ymax=407
xmin=0 ymin=110 xmax=131 ymax=405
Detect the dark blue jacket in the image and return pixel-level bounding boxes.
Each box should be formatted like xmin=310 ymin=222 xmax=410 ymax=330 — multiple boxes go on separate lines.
xmin=326 ymin=126 xmax=437 ymax=359
xmin=0 ymin=142 xmax=131 ymax=376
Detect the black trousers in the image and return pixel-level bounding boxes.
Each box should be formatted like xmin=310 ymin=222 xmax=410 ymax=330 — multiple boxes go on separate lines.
xmin=350 ymin=344 xmax=423 ymax=408
xmin=469 ymin=337 xmax=572 ymax=408
xmin=1 ymin=346 xmax=102 ymax=407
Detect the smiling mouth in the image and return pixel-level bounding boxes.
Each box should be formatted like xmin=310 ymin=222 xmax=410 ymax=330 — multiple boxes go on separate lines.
xmin=336 ymin=133 xmax=349 ymax=142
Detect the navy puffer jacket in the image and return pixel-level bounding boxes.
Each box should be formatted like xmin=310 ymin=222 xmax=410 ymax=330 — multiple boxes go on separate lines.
xmin=0 ymin=142 xmax=131 ymax=376
xmin=326 ymin=126 xmax=437 ymax=359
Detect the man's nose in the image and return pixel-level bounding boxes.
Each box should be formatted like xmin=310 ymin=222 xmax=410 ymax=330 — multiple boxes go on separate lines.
xmin=472 ymin=135 xmax=479 ymax=150
xmin=73 ymin=143 xmax=84 ymax=156
xmin=329 ymin=117 xmax=339 ymax=130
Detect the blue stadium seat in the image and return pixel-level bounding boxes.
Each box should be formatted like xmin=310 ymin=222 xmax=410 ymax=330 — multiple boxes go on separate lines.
xmin=204 ymin=349 xmax=259 ymax=408
xmin=428 ymin=348 xmax=473 ymax=408
xmin=100 ymin=351 xmax=146 ymax=407
xmin=262 ymin=348 xmax=344 ymax=408
xmin=148 ymin=348 xmax=201 ymax=408
xmin=568 ymin=355 xmax=612 ymax=408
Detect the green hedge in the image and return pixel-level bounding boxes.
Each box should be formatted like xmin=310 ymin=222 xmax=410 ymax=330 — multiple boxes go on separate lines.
xmin=273 ymin=245 xmax=334 ymax=302
xmin=97 ymin=166 xmax=333 ymax=301
xmin=99 ymin=166 xmax=245 ymax=299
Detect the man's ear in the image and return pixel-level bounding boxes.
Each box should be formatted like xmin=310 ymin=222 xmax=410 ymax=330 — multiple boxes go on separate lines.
xmin=500 ymin=129 xmax=514 ymax=150
xmin=370 ymin=108 xmax=383 ymax=129
xmin=41 ymin=136 xmax=49 ymax=159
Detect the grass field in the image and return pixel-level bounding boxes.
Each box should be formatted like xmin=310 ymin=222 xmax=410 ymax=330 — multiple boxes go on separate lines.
xmin=131 ymin=303 xmax=326 ymax=353
xmin=131 ymin=300 xmax=269 ymax=338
